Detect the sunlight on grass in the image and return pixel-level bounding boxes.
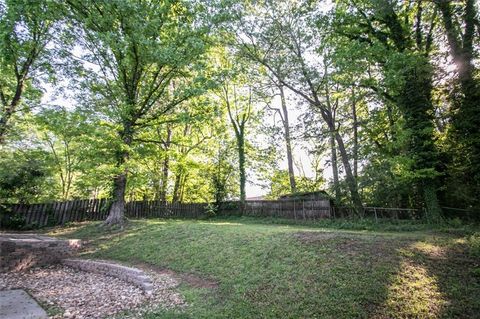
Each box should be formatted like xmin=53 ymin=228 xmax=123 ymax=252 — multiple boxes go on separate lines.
xmin=144 ymin=220 xmax=167 ymax=225
xmin=40 ymin=219 xmax=480 ymax=318
xmin=199 ymin=221 xmax=245 ymax=226
xmin=46 ymin=221 xmax=97 ymax=237
xmin=411 ymin=241 xmax=446 ymax=259
xmin=383 ymin=261 xmax=446 ymax=318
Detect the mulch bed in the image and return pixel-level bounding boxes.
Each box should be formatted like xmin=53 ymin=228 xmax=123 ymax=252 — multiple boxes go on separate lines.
xmin=0 ymin=264 xmax=185 ymax=318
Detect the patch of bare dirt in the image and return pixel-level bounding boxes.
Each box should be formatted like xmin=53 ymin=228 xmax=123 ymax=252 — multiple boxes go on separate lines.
xmin=292 ymin=231 xmax=411 ymax=261
xmin=291 ymin=231 xmax=338 ymax=243
xmin=133 ymin=261 xmax=219 ymax=290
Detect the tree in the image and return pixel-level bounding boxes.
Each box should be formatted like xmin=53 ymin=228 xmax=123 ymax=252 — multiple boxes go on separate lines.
xmin=0 ymin=149 xmax=52 ymax=203
xmin=264 ymin=75 xmax=297 ymax=193
xmin=334 ymin=0 xmax=443 ymax=220
xmin=0 ymin=0 xmax=57 ymax=144
xmin=264 ymin=168 xmax=324 ymax=200
xmin=67 ymin=0 xmax=212 ymax=227
xmin=435 ymin=0 xmax=480 ymax=209
xmin=36 ymin=108 xmax=82 ymax=200
xmin=221 ymin=82 xmax=253 ymax=211
xmin=234 ymin=0 xmax=365 ymax=215
xmin=209 ymin=138 xmax=237 ymax=205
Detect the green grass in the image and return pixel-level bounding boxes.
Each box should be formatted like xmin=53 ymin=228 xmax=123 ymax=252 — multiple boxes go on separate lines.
xmin=47 ymin=217 xmax=480 ymax=318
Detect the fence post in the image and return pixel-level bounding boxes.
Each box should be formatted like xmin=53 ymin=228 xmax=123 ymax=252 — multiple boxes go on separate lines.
xmin=311 ymin=200 xmax=314 ymax=221
xmin=374 ymin=207 xmax=378 ymax=223
xmin=293 ymin=200 xmax=297 ymax=221
xmin=302 ymin=200 xmax=306 ymax=220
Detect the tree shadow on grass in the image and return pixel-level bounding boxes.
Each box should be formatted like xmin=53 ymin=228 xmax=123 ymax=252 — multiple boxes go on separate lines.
xmin=407 ymin=236 xmax=480 ymax=318
xmin=45 ymin=221 xmax=480 ymax=318
xmin=291 ymin=231 xmax=479 ymax=318
xmin=46 ymin=219 xmax=158 ymax=256
xmin=290 ymin=232 xmax=414 ymax=318
xmin=371 ymin=233 xmax=480 ymax=318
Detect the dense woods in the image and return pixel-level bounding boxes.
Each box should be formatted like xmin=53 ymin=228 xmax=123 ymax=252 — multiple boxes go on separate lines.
xmin=1 ymin=0 xmax=479 ymax=226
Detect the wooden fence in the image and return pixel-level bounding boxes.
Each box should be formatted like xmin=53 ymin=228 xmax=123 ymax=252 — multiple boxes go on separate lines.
xmin=125 ymin=200 xmax=207 ymax=219
xmin=1 ymin=199 xmax=111 ymax=227
xmin=219 ymin=199 xmax=332 ymax=220
xmin=0 ymin=197 xmax=332 ymax=228
xmin=333 ymin=206 xmax=421 ymax=219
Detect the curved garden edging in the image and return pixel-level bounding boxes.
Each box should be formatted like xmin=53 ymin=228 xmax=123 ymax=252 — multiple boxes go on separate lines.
xmin=62 ymin=259 xmax=154 ymax=294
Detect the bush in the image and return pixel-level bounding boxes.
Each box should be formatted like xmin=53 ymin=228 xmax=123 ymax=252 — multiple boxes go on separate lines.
xmin=204 ymin=203 xmax=218 ymax=218
xmin=467 ymin=232 xmax=480 ymax=258
xmin=1 ymin=213 xmax=27 ymax=230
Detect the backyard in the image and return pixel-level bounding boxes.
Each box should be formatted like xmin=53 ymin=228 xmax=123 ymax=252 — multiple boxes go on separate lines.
xmin=41 ymin=218 xmax=480 ymax=318
xmin=1 ymin=1 xmax=480 ymax=317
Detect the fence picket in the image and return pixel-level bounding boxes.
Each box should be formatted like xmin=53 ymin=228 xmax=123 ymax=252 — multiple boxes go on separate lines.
xmin=4 ymin=198 xmax=336 ymax=228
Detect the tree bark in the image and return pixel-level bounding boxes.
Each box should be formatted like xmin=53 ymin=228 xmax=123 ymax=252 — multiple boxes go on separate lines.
xmin=172 ymin=171 xmax=183 ymax=203
xmin=436 ymin=0 xmax=480 ymax=207
xmin=332 ymin=127 xmax=364 ymax=216
xmin=103 ymin=123 xmax=133 ymax=227
xmin=398 ymin=66 xmax=442 ymax=220
xmin=367 ymin=0 xmax=442 ymax=219
xmin=103 ymin=170 xmax=127 ymax=227
xmin=278 ymin=85 xmax=296 ymax=193
xmin=352 ymin=87 xmax=359 ymax=179
xmin=330 ymin=131 xmax=340 ymax=204
xmin=237 ymin=132 xmax=246 ymax=211
xmin=324 ymin=81 xmax=362 ymax=214
xmin=0 ymin=79 xmax=24 ymax=145
xmin=224 ymin=84 xmax=250 ymax=215
xmin=158 ymin=154 xmax=169 ymax=201
xmin=157 ymin=126 xmax=172 ymax=202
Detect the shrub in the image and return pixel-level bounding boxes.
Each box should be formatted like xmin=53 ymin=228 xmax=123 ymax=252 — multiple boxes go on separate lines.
xmin=204 ymin=203 xmax=218 ymax=218
xmin=1 ymin=213 xmax=27 ymax=230
xmin=467 ymin=232 xmax=480 ymax=258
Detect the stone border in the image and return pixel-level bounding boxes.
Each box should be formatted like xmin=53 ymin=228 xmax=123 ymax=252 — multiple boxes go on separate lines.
xmin=62 ymin=259 xmax=154 ymax=294
xmin=0 ymin=234 xmax=81 ymax=272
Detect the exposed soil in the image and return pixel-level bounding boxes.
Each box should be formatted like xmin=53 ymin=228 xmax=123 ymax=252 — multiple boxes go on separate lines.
xmin=134 ymin=261 xmax=219 ymax=289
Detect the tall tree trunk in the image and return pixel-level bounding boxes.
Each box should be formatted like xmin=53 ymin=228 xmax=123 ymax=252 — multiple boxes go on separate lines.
xmin=279 ymin=85 xmax=296 ymax=193
xmin=330 ymin=131 xmax=341 ymax=204
xmin=370 ymin=1 xmax=442 ymax=220
xmin=158 ymin=155 xmax=169 ymax=201
xmin=179 ymin=173 xmax=188 ymax=203
xmin=172 ymin=171 xmax=182 ymax=203
xmin=103 ymin=123 xmax=132 ymax=227
xmin=351 ymin=87 xmax=359 ymax=179
xmin=237 ymin=132 xmax=246 ymax=213
xmin=398 ymin=65 xmax=442 ymax=221
xmin=323 ymin=82 xmax=361 ymax=214
xmin=0 ymin=79 xmax=24 ymax=145
xmin=332 ymin=127 xmax=364 ymax=216
xmin=104 ymin=170 xmax=127 ymax=226
xmin=157 ymin=126 xmax=172 ymax=202
xmin=224 ymin=84 xmax=250 ymax=215
xmin=437 ymin=0 xmax=480 ymax=207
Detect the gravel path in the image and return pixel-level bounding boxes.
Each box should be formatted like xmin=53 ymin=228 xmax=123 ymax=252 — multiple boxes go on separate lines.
xmin=0 ymin=265 xmax=185 ymax=318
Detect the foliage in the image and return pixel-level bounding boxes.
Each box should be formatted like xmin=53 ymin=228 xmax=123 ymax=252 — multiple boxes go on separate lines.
xmin=263 ymin=169 xmax=324 ymax=200
xmin=0 ymin=210 xmax=26 ymax=230
xmin=0 ymin=0 xmax=59 ymax=143
xmin=0 ymin=149 xmax=53 ymax=203
xmin=0 ymin=0 xmax=479 ymax=223
xmin=467 ymin=232 xmax=480 ymax=259
xmin=203 ymin=202 xmax=218 ymax=218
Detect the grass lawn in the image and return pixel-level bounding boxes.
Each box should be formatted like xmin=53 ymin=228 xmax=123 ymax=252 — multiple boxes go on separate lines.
xmin=47 ymin=217 xmax=480 ymax=318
